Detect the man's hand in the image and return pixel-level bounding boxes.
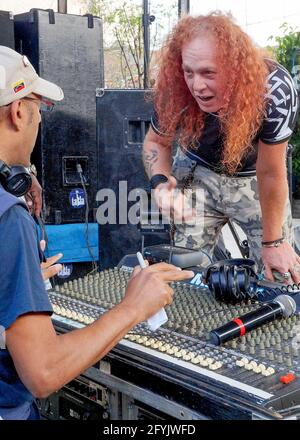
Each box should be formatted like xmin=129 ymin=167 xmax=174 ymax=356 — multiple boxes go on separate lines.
xmin=120 ymin=262 xmax=194 ymax=323
xmin=40 ymin=240 xmax=63 ymax=281
xmin=262 ymin=241 xmax=300 ymax=284
xmin=25 ymin=174 xmax=42 ymax=216
xmin=153 ymin=176 xmax=196 ymax=223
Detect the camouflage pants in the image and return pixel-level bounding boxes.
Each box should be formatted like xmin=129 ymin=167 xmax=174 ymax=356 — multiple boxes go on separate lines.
xmin=172 ymin=149 xmax=293 ymax=269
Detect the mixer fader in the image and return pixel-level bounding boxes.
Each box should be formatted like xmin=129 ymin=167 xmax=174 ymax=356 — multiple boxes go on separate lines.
xmin=48 ymin=266 xmax=300 ymax=419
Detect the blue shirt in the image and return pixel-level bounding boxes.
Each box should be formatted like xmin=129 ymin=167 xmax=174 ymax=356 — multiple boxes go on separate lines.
xmin=0 ymin=197 xmax=53 ymax=419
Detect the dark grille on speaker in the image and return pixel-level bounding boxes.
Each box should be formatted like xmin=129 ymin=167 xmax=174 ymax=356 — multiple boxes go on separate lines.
xmin=96 ymin=89 xmax=169 ymax=269
xmin=14 ymin=9 xmax=104 ymax=224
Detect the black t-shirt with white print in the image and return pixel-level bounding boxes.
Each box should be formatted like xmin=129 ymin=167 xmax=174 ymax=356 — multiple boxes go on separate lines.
xmin=151 ymin=60 xmax=299 ymax=172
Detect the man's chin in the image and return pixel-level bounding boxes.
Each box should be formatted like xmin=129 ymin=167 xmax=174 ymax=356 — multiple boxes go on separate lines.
xmin=197 ymin=102 xmax=220 ymax=113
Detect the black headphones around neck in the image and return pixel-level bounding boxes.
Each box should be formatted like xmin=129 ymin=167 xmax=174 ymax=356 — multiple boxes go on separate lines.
xmin=0 ymin=159 xmax=32 ymax=197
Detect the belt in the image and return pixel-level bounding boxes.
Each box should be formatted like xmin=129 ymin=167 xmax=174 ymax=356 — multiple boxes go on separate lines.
xmin=182 ymin=148 xmax=256 ymax=177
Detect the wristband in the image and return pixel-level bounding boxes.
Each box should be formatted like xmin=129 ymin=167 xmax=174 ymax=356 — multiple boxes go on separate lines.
xmin=150 ymin=174 xmax=168 ymax=189
xmin=261 ymin=237 xmax=285 ymax=248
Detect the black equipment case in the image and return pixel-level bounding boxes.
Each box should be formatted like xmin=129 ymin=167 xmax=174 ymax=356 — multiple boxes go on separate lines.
xmin=14 ymin=9 xmax=104 ymax=224
xmin=96 ymin=89 xmax=169 ymax=269
xmin=0 ymin=10 xmax=15 ymax=49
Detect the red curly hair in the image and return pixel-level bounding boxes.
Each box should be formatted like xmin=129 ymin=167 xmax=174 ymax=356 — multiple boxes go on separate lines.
xmin=153 ymin=12 xmax=270 ymax=173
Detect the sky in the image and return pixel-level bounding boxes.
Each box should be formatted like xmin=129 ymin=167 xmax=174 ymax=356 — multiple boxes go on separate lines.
xmin=190 ymin=0 xmax=300 ymax=46
xmin=0 ymin=0 xmax=299 ymax=47
xmin=0 ymin=0 xmax=85 ymax=15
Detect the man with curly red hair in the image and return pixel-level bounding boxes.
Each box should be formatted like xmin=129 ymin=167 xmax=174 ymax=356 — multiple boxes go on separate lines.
xmin=143 ymin=12 xmax=299 ymax=282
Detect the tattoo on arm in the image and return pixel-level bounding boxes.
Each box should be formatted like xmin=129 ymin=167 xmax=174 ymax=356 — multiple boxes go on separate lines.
xmin=143 ymin=149 xmax=158 ymax=177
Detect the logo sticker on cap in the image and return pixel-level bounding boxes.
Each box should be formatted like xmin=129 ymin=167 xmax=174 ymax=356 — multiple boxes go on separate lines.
xmin=12 ymin=79 xmax=26 ymax=94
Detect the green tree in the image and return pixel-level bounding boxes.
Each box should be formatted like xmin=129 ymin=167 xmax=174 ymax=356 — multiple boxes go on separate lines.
xmin=81 ymin=0 xmax=143 ymax=88
xmin=80 ymin=0 xmax=177 ymax=88
xmin=268 ymin=25 xmax=300 ymax=187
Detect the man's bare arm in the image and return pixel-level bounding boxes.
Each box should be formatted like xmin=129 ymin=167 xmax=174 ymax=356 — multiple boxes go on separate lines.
xmin=257 ymin=140 xmax=300 ymax=282
xmin=256 ymin=140 xmax=288 ymax=241
xmin=143 ymin=127 xmax=173 ymax=178
xmin=6 ymin=263 xmax=194 ymax=398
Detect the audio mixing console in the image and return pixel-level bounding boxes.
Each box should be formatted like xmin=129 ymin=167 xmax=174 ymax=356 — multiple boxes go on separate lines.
xmin=44 ymin=264 xmax=300 ymax=420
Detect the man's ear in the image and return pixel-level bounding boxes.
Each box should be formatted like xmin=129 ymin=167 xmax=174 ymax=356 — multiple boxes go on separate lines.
xmin=9 ymin=100 xmax=23 ymax=131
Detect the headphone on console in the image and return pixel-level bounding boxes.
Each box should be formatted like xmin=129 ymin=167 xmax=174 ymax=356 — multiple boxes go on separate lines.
xmin=0 ymin=159 xmax=32 ymax=197
xmin=202 ymin=258 xmax=258 ymax=304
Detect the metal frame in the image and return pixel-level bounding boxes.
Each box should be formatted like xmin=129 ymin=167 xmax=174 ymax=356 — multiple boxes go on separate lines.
xmin=85 ymin=365 xmax=207 ymax=420
xmin=178 ymin=0 xmax=190 ymax=17
xmin=57 ymin=0 xmax=67 ymax=14
xmin=52 ymin=318 xmax=285 ymax=420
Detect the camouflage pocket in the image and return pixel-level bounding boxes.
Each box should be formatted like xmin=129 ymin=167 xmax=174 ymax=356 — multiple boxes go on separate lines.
xmin=172 ymin=150 xmax=196 ymax=183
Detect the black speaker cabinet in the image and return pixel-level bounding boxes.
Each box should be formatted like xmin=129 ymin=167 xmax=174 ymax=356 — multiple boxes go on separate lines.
xmin=14 ymin=9 xmax=104 ymax=224
xmin=0 ymin=10 xmax=14 ymax=49
xmin=96 ymin=89 xmax=169 ymax=269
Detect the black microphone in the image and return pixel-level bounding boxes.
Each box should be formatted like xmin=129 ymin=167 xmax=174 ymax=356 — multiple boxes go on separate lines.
xmin=209 ymin=294 xmax=296 ymax=346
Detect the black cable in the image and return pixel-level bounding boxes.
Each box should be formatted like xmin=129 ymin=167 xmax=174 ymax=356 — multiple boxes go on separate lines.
xmin=197 ymin=247 xmax=213 ymax=264
xmin=34 ymin=213 xmax=48 ymax=244
xmin=30 ymin=197 xmax=49 ymax=256
xmin=33 ymin=212 xmax=59 ymax=290
xmin=76 ymin=164 xmax=97 ymax=272
xmin=168 ymin=161 xmax=213 ymax=265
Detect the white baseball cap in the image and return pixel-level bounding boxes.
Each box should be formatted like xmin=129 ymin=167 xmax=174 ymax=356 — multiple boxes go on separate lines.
xmin=0 ymin=45 xmax=64 ymax=106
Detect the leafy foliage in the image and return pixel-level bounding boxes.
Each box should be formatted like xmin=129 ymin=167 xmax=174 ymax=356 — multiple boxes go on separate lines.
xmin=80 ymin=0 xmax=177 ymax=88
